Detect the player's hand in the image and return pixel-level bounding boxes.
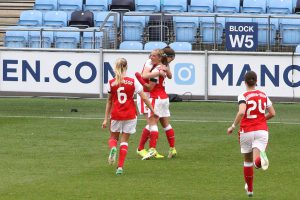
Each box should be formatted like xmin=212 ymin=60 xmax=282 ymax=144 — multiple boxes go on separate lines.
xmin=227 ymin=127 xmax=234 ymax=135
xmin=102 ymin=120 xmax=107 ymax=128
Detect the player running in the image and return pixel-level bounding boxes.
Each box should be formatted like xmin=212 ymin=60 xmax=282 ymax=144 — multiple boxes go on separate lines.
xmin=227 ymin=71 xmax=276 ymax=197
xmin=102 ymin=58 xmax=156 ymax=175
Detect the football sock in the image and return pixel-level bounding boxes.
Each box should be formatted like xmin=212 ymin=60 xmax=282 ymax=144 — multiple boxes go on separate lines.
xmin=118 ymin=142 xmax=128 ymax=168
xmin=108 ymin=137 xmax=117 ymax=149
xmin=138 ymin=125 xmax=150 ymax=151
xmin=254 ymin=157 xmax=261 ymax=169
xmin=149 ymin=125 xmax=159 ymax=149
xmin=244 ymin=162 xmax=254 ymax=192
xmin=164 ymin=125 xmax=175 ymax=148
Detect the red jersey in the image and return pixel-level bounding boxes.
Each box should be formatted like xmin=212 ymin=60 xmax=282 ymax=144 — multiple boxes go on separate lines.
xmin=107 ymin=76 xmax=142 ymax=120
xmin=238 ymin=90 xmax=272 ymax=133
xmin=149 ymin=66 xmax=168 ymax=99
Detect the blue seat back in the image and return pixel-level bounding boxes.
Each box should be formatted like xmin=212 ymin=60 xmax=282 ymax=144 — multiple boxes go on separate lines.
xmin=44 ymin=11 xmax=68 ymax=27
xmin=29 ymin=28 xmax=54 ymax=48
xmin=161 ymin=0 xmax=187 ymax=12
xmin=214 ymin=0 xmax=240 ymax=13
xmin=200 ymin=17 xmax=224 ymax=44
xmin=169 ymin=42 xmax=192 ymax=51
xmin=188 ymin=0 xmax=214 ymax=13
xmin=135 ymin=0 xmax=160 ymax=12
xmin=82 ymin=30 xmax=103 ymax=49
xmin=84 ymin=0 xmax=108 ymax=11
xmin=173 ymin=17 xmax=199 ymax=42
xmin=144 ymin=41 xmax=167 ymax=50
xmin=280 ymin=18 xmax=300 ymax=45
xmin=19 ymin=10 xmax=43 ymax=26
xmin=295 ymin=44 xmax=300 ymax=52
xmin=58 ymin=0 xmax=83 ymax=11
xmin=55 ymin=28 xmax=80 ymax=49
xmin=34 ymin=0 xmax=58 ymax=10
xmin=242 ymin=0 xmax=267 ymax=13
xmin=123 ymin=16 xmax=146 ymax=41
xmin=252 ymin=18 xmax=276 ymax=45
xmin=5 ymin=26 xmax=29 ymax=48
xmin=95 ymin=11 xmax=119 ymax=27
xmin=120 ymin=41 xmax=143 ymax=50
xmin=267 ymin=0 xmax=293 ymax=14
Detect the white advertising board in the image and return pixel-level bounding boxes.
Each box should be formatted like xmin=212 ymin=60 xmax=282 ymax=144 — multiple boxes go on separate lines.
xmin=0 ymin=51 xmax=101 ymax=94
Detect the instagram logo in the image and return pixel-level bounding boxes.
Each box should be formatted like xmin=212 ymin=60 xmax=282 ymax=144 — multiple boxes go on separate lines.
xmin=174 ymin=63 xmax=195 ymax=85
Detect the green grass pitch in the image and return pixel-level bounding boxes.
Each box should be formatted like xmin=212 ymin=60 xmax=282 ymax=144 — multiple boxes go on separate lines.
xmin=0 ymin=98 xmax=299 ymax=199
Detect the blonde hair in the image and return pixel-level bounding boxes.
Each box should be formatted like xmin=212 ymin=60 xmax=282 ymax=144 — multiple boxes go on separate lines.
xmin=113 ymin=58 xmax=128 ymax=86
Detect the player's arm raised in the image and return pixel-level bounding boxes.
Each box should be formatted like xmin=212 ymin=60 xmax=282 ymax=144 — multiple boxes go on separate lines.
xmin=102 ymin=93 xmax=112 ymax=129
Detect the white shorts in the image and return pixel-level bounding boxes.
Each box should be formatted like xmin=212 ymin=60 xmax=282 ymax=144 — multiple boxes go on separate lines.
xmin=239 ymin=130 xmax=269 ymax=153
xmin=148 ymin=98 xmax=170 ymax=118
xmin=136 ymin=92 xmax=150 ymax=115
xmin=110 ymin=118 xmax=137 ymax=134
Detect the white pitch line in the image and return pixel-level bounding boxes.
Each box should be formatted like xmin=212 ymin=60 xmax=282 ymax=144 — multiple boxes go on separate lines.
xmin=0 ymin=115 xmax=300 ymax=125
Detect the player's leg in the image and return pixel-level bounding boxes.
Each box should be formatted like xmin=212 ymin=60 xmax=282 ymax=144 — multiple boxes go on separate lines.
xmin=240 ymin=131 xmax=254 ymax=197
xmin=116 ymin=133 xmax=130 ymax=175
xmin=159 ymin=117 xmax=176 ymax=158
xmin=142 ymin=114 xmax=160 ymax=160
xmin=137 ymin=114 xmax=150 ymax=158
xmin=253 ymin=130 xmax=269 ymax=170
xmin=108 ymin=132 xmax=119 ymax=165
xmin=116 ymin=118 xmax=137 ymax=174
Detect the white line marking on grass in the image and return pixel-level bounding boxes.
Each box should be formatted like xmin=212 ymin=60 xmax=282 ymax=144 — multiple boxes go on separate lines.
xmin=0 ymin=115 xmax=300 ymax=125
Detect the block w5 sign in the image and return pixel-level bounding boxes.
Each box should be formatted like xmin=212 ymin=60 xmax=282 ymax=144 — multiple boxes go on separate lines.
xmin=225 ymin=22 xmax=258 ymax=51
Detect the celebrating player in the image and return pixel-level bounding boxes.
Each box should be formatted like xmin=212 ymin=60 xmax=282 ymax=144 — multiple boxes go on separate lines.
xmin=135 ymin=47 xmax=177 ymax=159
xmin=227 ymin=71 xmax=276 ymax=197
xmin=102 ymin=58 xmax=156 ymax=175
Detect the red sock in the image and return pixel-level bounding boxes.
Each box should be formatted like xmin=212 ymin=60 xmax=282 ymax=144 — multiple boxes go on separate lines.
xmin=108 ymin=137 xmax=117 ymax=149
xmin=254 ymin=157 xmax=261 ymax=169
xmin=138 ymin=125 xmax=150 ymax=151
xmin=244 ymin=162 xmax=254 ymax=192
xmin=165 ymin=126 xmax=175 ymax=148
xmin=149 ymin=125 xmax=159 ymax=148
xmin=118 ymin=142 xmax=128 ymax=168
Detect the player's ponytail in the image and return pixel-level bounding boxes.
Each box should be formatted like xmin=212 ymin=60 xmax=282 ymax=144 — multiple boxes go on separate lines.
xmin=113 ymin=58 xmax=128 ymax=86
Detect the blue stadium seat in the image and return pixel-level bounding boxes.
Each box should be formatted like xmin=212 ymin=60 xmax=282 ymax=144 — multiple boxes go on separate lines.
xmin=161 ymin=0 xmax=187 ymax=12
xmin=54 ymin=27 xmax=80 ymax=49
xmin=225 ymin=17 xmax=253 ymax=23
xmin=120 ymin=41 xmax=143 ymax=50
xmin=34 ymin=0 xmax=58 ymax=10
xmin=188 ymin=0 xmax=214 ymax=13
xmin=58 ymin=0 xmax=83 ymax=11
xmin=295 ymin=44 xmax=300 ymax=52
xmin=84 ymin=0 xmax=108 ymax=12
xmin=280 ymin=17 xmax=300 ymax=45
xmin=200 ymin=17 xmax=224 ymax=44
xmin=242 ymin=0 xmax=267 ymax=13
xmin=173 ymin=17 xmax=199 ymax=43
xmin=267 ymin=0 xmax=293 ymax=14
xmin=94 ymin=11 xmax=119 ymax=27
xmin=122 ymin=16 xmax=146 ymax=41
xmin=252 ymin=18 xmax=276 ymax=45
xmin=43 ymin=11 xmax=68 ymax=27
xmin=28 ymin=28 xmax=54 ymax=48
xmin=82 ymin=28 xmax=104 ymax=49
xmin=214 ymin=0 xmax=240 ymax=13
xmin=4 ymin=26 xmax=28 ymax=48
xmin=169 ymin=42 xmax=192 ymax=51
xmin=18 ymin=10 xmax=43 ymax=26
xmin=135 ymin=0 xmax=160 ymax=12
xmin=144 ymin=41 xmax=167 ymax=50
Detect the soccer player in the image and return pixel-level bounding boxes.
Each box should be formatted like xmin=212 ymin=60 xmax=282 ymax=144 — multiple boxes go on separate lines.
xmin=102 ymin=58 xmax=156 ymax=175
xmin=136 ymin=47 xmax=177 ymax=159
xmin=227 ymin=71 xmax=276 ymax=197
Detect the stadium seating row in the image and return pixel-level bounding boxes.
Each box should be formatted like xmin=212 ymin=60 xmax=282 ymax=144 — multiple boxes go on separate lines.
xmin=120 ymin=41 xmax=192 ymax=50
xmin=33 ymin=0 xmax=300 ymax=14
